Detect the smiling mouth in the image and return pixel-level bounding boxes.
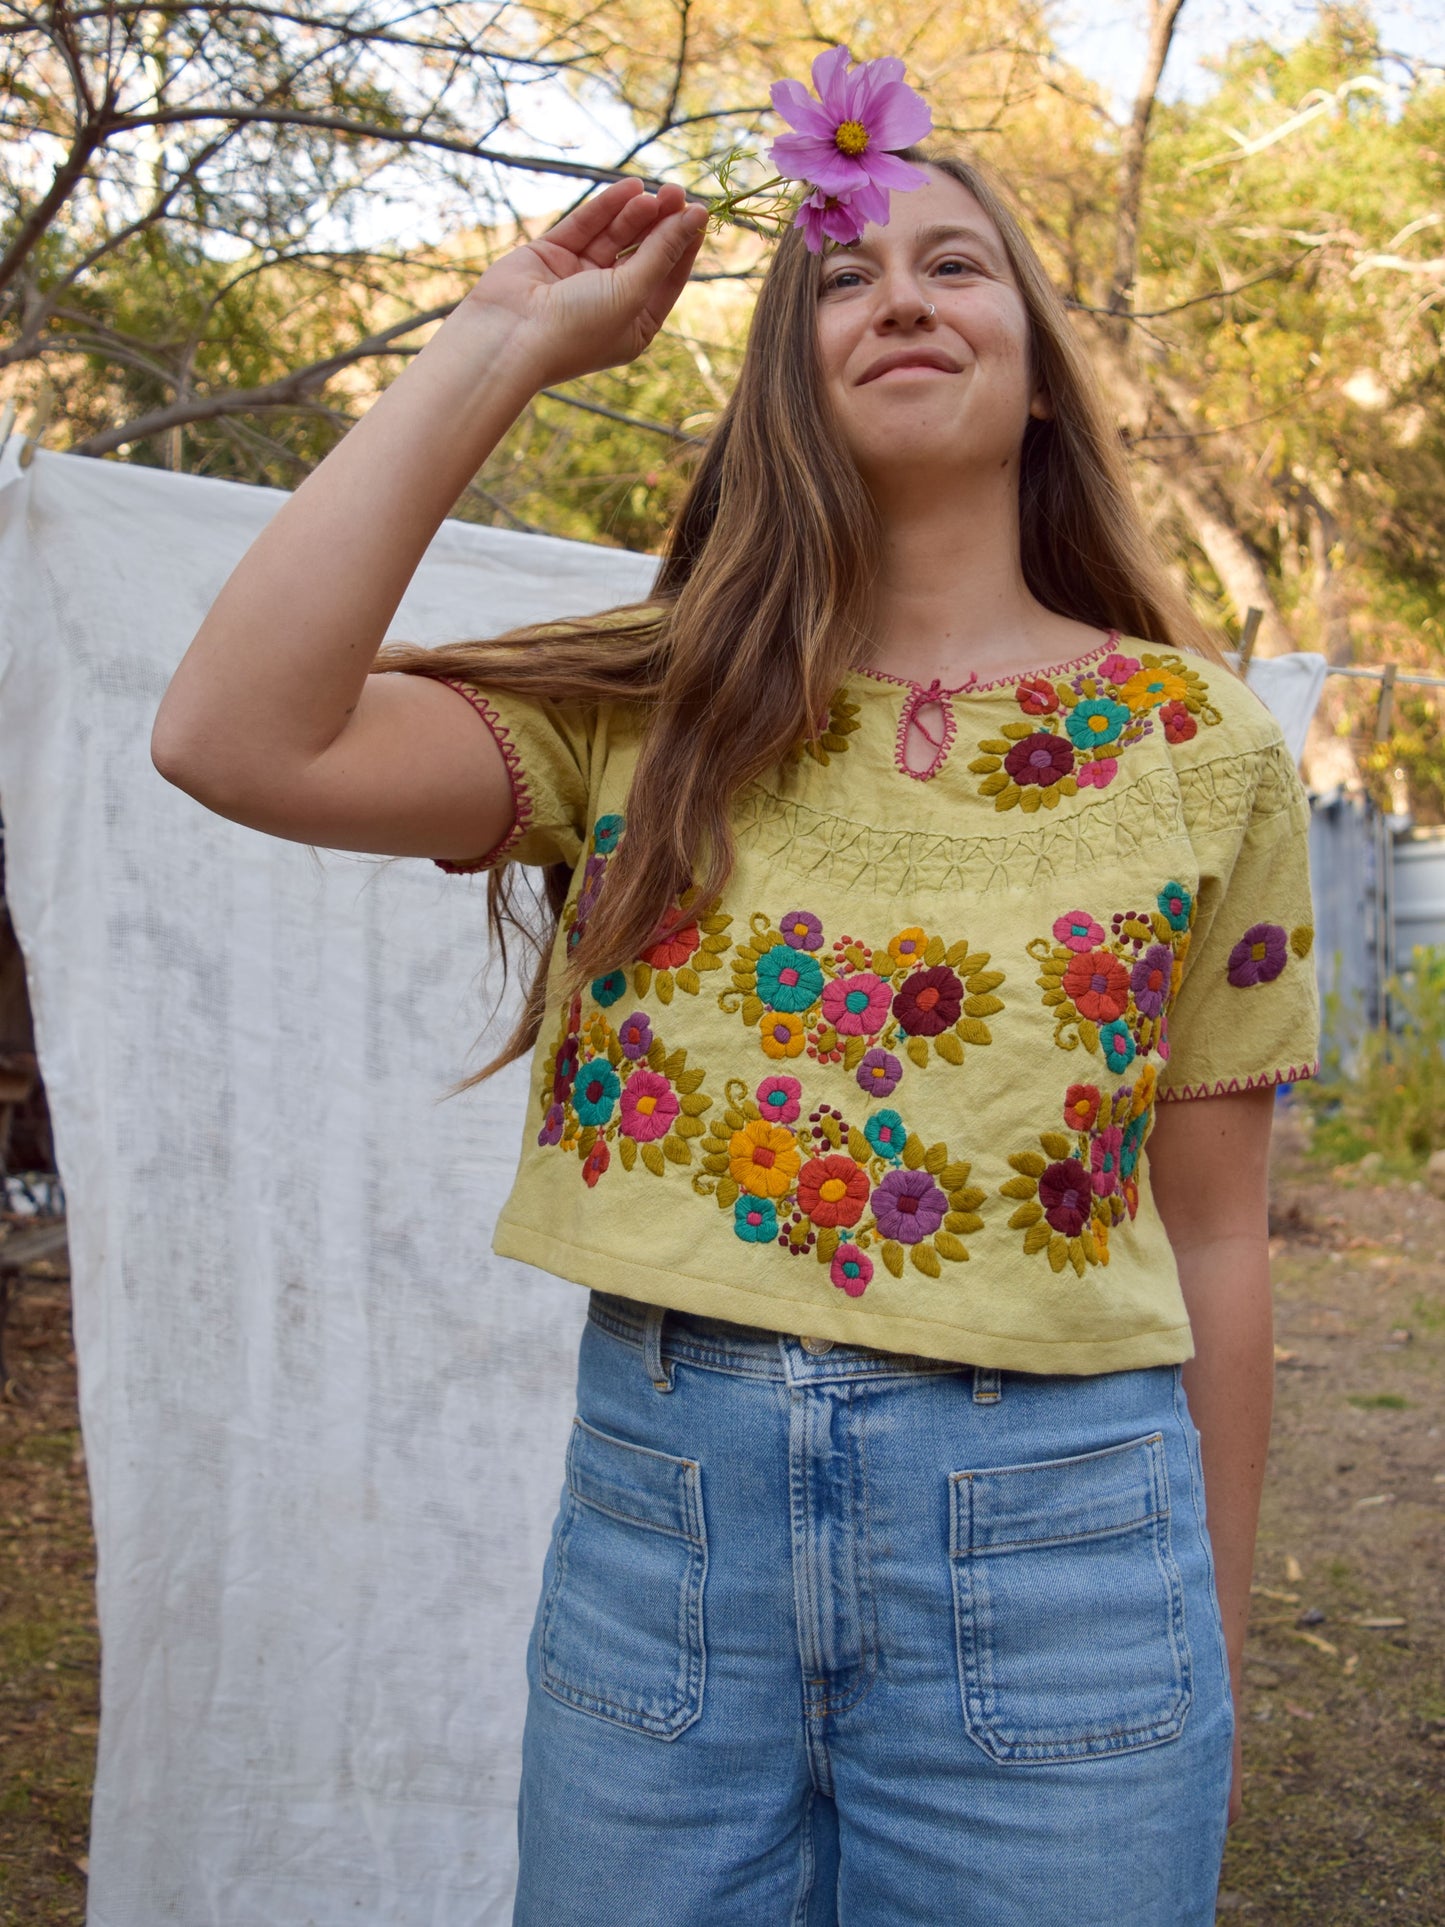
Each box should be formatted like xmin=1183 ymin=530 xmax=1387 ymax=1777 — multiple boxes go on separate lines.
xmin=860 ymin=360 xmax=961 ymax=383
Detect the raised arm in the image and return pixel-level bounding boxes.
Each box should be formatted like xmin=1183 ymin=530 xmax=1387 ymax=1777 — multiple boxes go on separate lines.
xmin=150 ymin=181 xmax=707 ymax=865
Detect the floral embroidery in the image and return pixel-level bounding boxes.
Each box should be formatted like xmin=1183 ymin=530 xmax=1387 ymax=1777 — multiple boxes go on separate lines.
xmin=969 ymin=652 xmax=1222 ymax=812
xmin=785 ymin=686 xmax=861 ymax=767
xmin=999 ymin=1067 xmax=1158 ymax=1276
xmin=1029 ymin=882 xmax=1196 ymax=1063
xmin=720 ymin=913 xmax=1004 ymax=1089
xmin=694 ymin=1087 xmax=988 ymax=1286
xmin=1226 ymin=920 xmax=1315 ymax=987
xmin=560 ymin=811 xmax=735 ymax=1005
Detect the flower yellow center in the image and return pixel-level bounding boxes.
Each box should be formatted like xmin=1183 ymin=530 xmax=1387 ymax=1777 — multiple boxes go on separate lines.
xmin=833 ymin=119 xmax=870 ymax=156
xmin=1250 ymin=942 xmax=1268 ymax=962
xmin=637 ymin=1093 xmax=657 ymax=1115
xmin=820 ymin=1177 xmax=848 ymax=1203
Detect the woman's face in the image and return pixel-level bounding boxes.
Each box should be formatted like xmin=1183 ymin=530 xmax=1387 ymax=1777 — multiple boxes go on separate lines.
xmin=813 ymin=169 xmax=1047 ymax=493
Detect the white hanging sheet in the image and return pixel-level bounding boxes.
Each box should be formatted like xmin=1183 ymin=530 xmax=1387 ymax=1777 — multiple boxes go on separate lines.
xmin=0 ymin=444 xmax=656 ymax=1926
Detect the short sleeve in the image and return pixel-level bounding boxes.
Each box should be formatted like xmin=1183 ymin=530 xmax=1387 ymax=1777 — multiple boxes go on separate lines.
xmin=421 ymin=674 xmax=595 ymax=875
xmin=1157 ymin=742 xmax=1321 ymax=1101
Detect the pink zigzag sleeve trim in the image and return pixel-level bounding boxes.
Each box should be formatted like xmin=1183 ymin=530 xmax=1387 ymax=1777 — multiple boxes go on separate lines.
xmin=1156 ymin=1061 xmax=1319 ymax=1103
xmin=429 ymin=676 xmax=534 ymax=874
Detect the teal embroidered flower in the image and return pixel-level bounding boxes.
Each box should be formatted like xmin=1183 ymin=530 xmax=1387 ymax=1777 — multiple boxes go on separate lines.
xmin=1120 ymin=1108 xmax=1149 ymax=1178
xmin=591 ymin=969 xmax=627 ymax=1007
xmin=756 ymin=942 xmax=825 ymax=1013
xmin=1100 ymin=1019 xmax=1136 ymax=1074
xmin=734 ymin=1195 xmax=779 ymax=1243
xmin=864 ymin=1109 xmax=906 ymax=1161
xmin=1157 ymin=881 xmax=1193 ymax=932
xmin=573 ymin=1058 xmax=621 ymax=1126
xmin=1065 ymin=696 xmax=1131 ymax=753
xmin=592 ymin=813 xmax=625 ymax=854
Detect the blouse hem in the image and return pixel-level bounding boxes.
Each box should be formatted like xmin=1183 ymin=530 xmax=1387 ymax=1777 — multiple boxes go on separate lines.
xmin=1156 ymin=1060 xmax=1319 ymax=1103
xmin=491 ymin=1216 xmax=1196 ymax=1376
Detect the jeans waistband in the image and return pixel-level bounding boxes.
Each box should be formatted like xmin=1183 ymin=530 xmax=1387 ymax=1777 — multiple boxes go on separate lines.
xmin=587 ymin=1290 xmax=985 ymax=1389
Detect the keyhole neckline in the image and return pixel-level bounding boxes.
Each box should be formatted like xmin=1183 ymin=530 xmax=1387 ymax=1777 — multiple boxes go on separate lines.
xmin=851 ymin=631 xmax=1121 ymax=699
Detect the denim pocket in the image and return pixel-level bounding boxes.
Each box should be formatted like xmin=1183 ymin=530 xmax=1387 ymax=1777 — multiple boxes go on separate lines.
xmin=538 ymin=1417 xmax=707 ymax=1739
xmin=949 ymin=1431 xmax=1192 ymax=1763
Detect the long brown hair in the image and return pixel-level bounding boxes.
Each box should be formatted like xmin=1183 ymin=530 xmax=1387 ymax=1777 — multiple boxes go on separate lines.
xmin=375 ymin=148 xmax=1226 ymax=1096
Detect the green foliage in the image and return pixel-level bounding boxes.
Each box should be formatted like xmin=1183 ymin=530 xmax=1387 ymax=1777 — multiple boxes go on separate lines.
xmin=1303 ymin=945 xmax=1445 ymax=1171
xmin=1346 ymin=1392 xmax=1409 ymax=1409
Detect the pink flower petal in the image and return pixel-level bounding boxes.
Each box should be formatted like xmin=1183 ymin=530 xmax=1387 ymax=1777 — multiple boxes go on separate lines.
xmin=771 ymin=133 xmax=871 ymax=194
xmin=841 ymin=178 xmax=891 ymax=230
xmin=856 ymin=148 xmax=931 ymax=193
xmin=854 ymin=73 xmax=932 ymax=149
xmin=810 ymin=44 xmax=854 ymax=117
xmin=768 ymin=78 xmax=836 ymax=138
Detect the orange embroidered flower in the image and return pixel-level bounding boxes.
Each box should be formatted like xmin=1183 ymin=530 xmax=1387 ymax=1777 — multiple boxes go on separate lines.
xmin=797 ymin=1154 xmax=870 ymax=1228
xmin=887 ymin=926 xmax=928 ymax=966
xmin=1119 ymin=666 xmax=1188 ymax=714
xmin=1132 ymin=1063 xmax=1157 ymax=1115
xmin=729 ymin=1119 xmax=802 ymax=1197
xmin=759 ymin=1011 xmax=807 ymax=1058
xmin=1062 ymin=948 xmax=1130 ymax=1023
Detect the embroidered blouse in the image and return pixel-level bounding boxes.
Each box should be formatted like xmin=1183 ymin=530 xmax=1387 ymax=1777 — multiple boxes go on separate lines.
xmin=396 ymin=630 xmax=1320 ymax=1374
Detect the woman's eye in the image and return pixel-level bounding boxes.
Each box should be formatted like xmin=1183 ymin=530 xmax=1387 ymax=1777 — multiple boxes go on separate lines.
xmin=935 ymin=257 xmax=982 ymax=277
xmin=822 ymin=269 xmax=865 ymax=292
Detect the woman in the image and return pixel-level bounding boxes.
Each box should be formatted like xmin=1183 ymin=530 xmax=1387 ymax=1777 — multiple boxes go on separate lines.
xmin=152 ymin=150 xmax=1319 ymax=1924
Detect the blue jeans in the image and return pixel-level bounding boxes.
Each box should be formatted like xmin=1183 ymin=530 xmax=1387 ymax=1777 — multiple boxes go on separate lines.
xmin=514 ymin=1292 xmax=1234 ymax=1926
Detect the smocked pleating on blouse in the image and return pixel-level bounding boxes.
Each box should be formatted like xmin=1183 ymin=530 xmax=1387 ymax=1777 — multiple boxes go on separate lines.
xmin=394 ymin=631 xmax=1320 ymax=1374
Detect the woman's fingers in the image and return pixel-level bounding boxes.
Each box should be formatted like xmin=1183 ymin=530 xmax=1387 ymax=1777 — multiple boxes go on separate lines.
xmin=539 ymin=177 xmax=647 ymax=258
xmin=611 ymin=203 xmax=708 ymax=318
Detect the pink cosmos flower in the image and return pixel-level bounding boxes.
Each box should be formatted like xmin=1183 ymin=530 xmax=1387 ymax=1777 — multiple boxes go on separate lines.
xmin=770 ymin=47 xmax=932 ymax=249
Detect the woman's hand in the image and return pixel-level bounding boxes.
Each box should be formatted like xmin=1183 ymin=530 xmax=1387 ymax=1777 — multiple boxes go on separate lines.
xmin=464 ymin=179 xmax=709 ymax=388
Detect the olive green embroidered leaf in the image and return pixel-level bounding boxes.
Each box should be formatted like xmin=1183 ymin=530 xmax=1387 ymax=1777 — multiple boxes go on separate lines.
xmin=656 ymin=973 xmax=675 ymax=1005
xmin=819 ymin=1114 xmax=843 ymax=1148
xmin=1077 ymin=1019 xmax=1100 ymax=1054
xmin=647 ymin=1037 xmax=666 ymax=1072
xmin=978 ymin=772 xmax=1010 ymax=797
xmin=1041 ymin=989 xmax=1069 ymax=1008
xmin=955 ymin=1018 xmax=991 ymax=1047
xmin=632 ymin=963 xmax=651 ymax=997
xmin=1040 ymin=1133 xmax=1074 ymax=1161
xmin=578 ymin=1126 xmax=597 ymax=1155
xmin=933 ymin=1031 xmax=964 ymax=1065
xmin=1048 ymin=1233 xmax=1070 ymax=1273
xmin=901 ymin=1132 xmax=926 ymax=1170
xmin=675 ymin=967 xmax=701 ymax=995
xmin=968 ymin=756 xmax=1001 ymax=775
xmin=700 ymin=914 xmax=731 ymax=935
xmin=843 ymin=1034 xmax=868 ymax=1072
xmin=881 ymin=1240 xmax=906 ymax=1279
xmin=693 ymin=951 xmax=722 ymax=974
xmin=1001 ymin=721 xmax=1035 ymax=742
xmin=934 ymin=1232 xmax=971 ymax=1263
xmin=906 ymin=1036 xmax=930 ymax=1069
xmin=1080 ymin=1225 xmax=1099 ymax=1265
xmin=1019 ymin=789 xmax=1043 ymax=815
xmin=679 ymin=1092 xmax=711 ymax=1117
xmin=1000 ymin=1176 xmax=1038 ymax=1201
xmin=923 ymin=1141 xmax=949 ymax=1174
xmin=663 ymin=1133 xmax=691 ymax=1164
xmin=675 ymin=1116 xmax=706 ymax=1140
xmin=993 ymin=786 xmax=1020 ymax=813
xmin=1023 ymin=1223 xmax=1053 ymax=1255
xmin=910 ymin=1244 xmax=942 ymax=1278
xmin=847 ymin=1127 xmax=872 ymax=1164
xmin=1009 ymin=1150 xmax=1047 ymax=1177
xmin=945 ymin=940 xmax=972 ymax=967
xmin=1291 ymin=924 xmax=1314 ymax=958
xmin=966 ymin=969 xmax=1004 ymax=994
xmin=1068 ymin=1238 xmax=1087 ymax=1278
xmin=963 ymin=994 xmax=1004 ymax=1019
xmin=1009 ymin=1201 xmax=1044 ymax=1229
xmin=923 ymin=934 xmax=945 ymax=967
xmin=618 ymin=1136 xmax=637 ymax=1171
xmin=605 ymin=1036 xmax=623 ymax=1067
xmin=950 ymin=1211 xmax=985 ymax=1234
xmin=741 ymin=995 xmax=765 ymax=1027
xmin=675 ymin=1067 xmax=706 ymax=1095
xmin=1040 ymin=787 xmax=1061 ymax=811
xmin=642 ymin=1142 xmax=666 ymax=1177
xmin=701 ymin=1152 xmax=730 ymax=1174
xmin=661 ymin=1048 xmax=686 ymax=1079
xmin=940 ymin=1160 xmax=972 ymax=1191
xmin=816 ymin=1226 xmax=840 ymax=1265
xmin=716 ymin=1175 xmax=739 ymax=1208
xmin=977 ymin=738 xmax=1013 ymax=756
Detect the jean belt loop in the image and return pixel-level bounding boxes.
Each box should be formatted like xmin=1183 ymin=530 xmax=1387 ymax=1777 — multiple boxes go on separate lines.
xmin=642 ymin=1304 xmax=675 ymax=1393
xmin=972 ymin=1364 xmax=1002 ymax=1404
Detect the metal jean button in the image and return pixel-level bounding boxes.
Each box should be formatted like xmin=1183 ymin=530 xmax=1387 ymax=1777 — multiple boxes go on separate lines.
xmin=799 ymin=1335 xmax=834 ymax=1356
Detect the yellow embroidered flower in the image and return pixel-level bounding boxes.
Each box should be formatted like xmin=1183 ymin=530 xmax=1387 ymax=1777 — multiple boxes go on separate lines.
xmin=888 ymin=926 xmax=928 ymax=965
xmin=1120 ymin=666 xmax=1189 ymax=714
xmin=729 ymin=1119 xmax=802 ymax=1198
xmin=759 ymin=1010 xmax=807 ymax=1058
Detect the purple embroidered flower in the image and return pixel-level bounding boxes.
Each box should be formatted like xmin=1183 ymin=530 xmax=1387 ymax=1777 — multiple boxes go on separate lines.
xmin=1227 ymin=923 xmax=1289 ymax=988
xmin=1053 ymin=911 xmax=1106 ymax=954
xmin=537 ymin=1103 xmax=565 ymax=1147
xmin=1039 ymin=1158 xmax=1092 ymax=1237
xmin=780 ymin=909 xmax=824 ymax=951
xmin=871 ymin=1168 xmax=947 ymax=1244
xmin=1131 ymin=943 xmax=1174 ymax=1019
xmin=822 ymin=971 xmax=892 ymax=1036
xmin=756 ymin=1074 xmax=803 ymax=1124
xmin=892 ymin=965 xmax=963 ymax=1037
xmin=1004 ymin=732 xmax=1074 ymax=787
xmin=856 ymin=1047 xmax=903 ymax=1098
xmin=831 ymin=1242 xmax=873 ymax=1296
xmin=1090 ymin=1127 xmax=1124 ymax=1198
xmin=617 ymin=1011 xmax=652 ymax=1060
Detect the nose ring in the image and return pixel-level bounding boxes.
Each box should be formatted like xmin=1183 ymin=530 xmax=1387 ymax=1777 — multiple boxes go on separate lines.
xmin=923 ymin=302 xmax=936 ymax=318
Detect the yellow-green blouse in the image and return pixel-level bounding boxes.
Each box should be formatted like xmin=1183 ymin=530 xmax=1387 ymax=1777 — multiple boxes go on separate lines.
xmin=403 ymin=632 xmax=1319 ymax=1374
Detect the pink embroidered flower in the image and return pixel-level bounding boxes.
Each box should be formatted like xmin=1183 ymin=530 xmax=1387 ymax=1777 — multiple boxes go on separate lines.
xmin=769 ymin=46 xmax=932 ymax=250
xmin=797 ymin=1155 xmax=870 ymax=1229
xmin=821 ymin=971 xmax=892 ymax=1036
xmin=1039 ymin=1158 xmax=1092 ymax=1237
xmin=582 ymin=1139 xmax=610 ymax=1187
xmin=1016 ymin=675 xmax=1060 ymax=716
xmin=1063 ymin=948 xmax=1131 ymax=1024
xmin=1161 ymin=700 xmax=1197 ymax=745
xmin=780 ymin=909 xmax=825 ymax=951
xmin=1004 ymin=732 xmax=1074 ymax=787
xmin=1090 ymin=1127 xmax=1124 ymax=1198
xmin=856 ymin=1047 xmax=903 ymax=1097
xmin=1227 ymin=923 xmax=1288 ymax=988
xmin=620 ymin=1067 xmax=679 ymax=1141
xmin=871 ymin=1168 xmax=947 ymax=1244
xmin=892 ymin=965 xmax=963 ymax=1037
xmin=1075 ymin=757 xmax=1118 ymax=789
xmin=1098 ymin=652 xmax=1141 ymax=686
xmin=756 ymin=1074 xmax=803 ymax=1124
xmin=617 ymin=1011 xmax=652 ymax=1060
xmin=1053 ymin=911 xmax=1106 ymax=954
xmin=1063 ymin=1084 xmax=1102 ymax=1133
xmin=830 ymin=1243 xmax=873 ymax=1297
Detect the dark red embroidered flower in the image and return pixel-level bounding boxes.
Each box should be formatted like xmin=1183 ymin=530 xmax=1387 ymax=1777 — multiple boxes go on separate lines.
xmin=1160 ymin=700 xmax=1197 ymax=744
xmin=1062 ymin=948 xmax=1130 ymax=1023
xmin=1227 ymin=923 xmax=1288 ymax=988
xmin=1016 ymin=675 xmax=1060 ymax=717
xmin=797 ymin=1154 xmax=870 ymax=1228
xmin=1003 ymin=732 xmax=1074 ymax=787
xmin=1039 ymin=1158 xmax=1092 ymax=1237
xmin=891 ymin=964 xmax=964 ymax=1036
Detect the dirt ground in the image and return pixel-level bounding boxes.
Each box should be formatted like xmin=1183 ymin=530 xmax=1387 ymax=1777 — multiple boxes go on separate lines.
xmin=1 ymin=1117 xmax=1441 ymax=1924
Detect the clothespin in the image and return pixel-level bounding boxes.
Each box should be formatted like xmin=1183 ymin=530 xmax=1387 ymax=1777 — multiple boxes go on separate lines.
xmin=1238 ymin=607 xmax=1264 ymax=672
xmin=1374 ymin=662 xmax=1397 ymax=743
xmin=0 ymin=399 xmax=16 ymax=453
xmin=18 ymin=384 xmax=54 ymax=470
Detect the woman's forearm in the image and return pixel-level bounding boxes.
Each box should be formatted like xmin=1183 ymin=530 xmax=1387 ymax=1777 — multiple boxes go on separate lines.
xmin=151 ymin=299 xmax=545 ymax=790
xmin=1178 ymin=1231 xmax=1275 ymax=1690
